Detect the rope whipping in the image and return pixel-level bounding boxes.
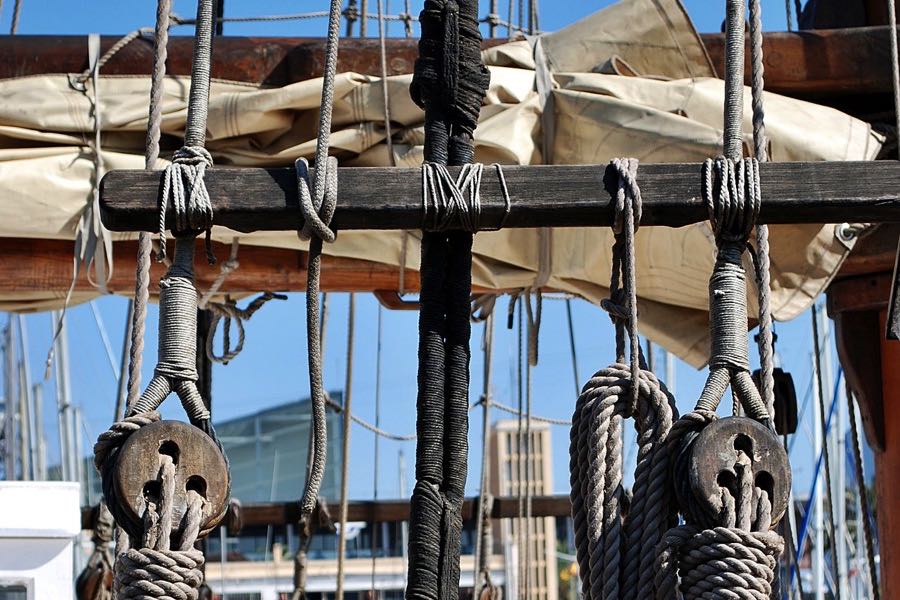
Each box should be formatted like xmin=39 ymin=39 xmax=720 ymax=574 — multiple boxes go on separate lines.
xmin=846 ymin=382 xmax=880 ymax=600
xmin=657 ymin=3 xmax=787 ymax=593
xmin=295 ymin=0 xmax=343 ymax=528
xmin=406 ymin=2 xmax=490 ymax=599
xmin=569 ymin=158 xmax=678 ymax=600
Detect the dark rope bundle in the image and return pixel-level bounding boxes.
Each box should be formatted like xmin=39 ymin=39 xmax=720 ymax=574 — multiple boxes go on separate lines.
xmin=411 ymin=0 xmax=491 ymax=166
xmin=407 ymin=1 xmax=489 ymax=599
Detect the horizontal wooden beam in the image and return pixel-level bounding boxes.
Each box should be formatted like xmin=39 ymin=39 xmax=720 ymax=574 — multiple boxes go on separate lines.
xmin=2 ymin=28 xmax=898 ymax=100
xmin=0 ymin=238 xmax=422 ymax=297
xmin=100 ymin=161 xmax=900 ymax=233
xmin=81 ymin=494 xmax=572 ymax=530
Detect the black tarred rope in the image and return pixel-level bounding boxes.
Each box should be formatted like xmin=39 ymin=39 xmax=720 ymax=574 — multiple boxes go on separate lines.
xmin=407 ymin=2 xmax=489 ymax=600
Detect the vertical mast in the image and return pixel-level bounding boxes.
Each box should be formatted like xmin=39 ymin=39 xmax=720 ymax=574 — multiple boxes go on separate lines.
xmin=16 ymin=315 xmax=35 ymax=481
xmin=51 ymin=310 xmax=75 ymax=482
xmin=812 ymin=351 xmax=825 ymax=600
xmin=3 ymin=322 xmax=16 ymax=480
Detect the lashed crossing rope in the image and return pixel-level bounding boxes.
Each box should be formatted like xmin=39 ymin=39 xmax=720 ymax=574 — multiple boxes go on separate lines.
xmin=569 ymin=158 xmax=678 ymax=600
xmin=407 ymin=2 xmax=490 ymax=599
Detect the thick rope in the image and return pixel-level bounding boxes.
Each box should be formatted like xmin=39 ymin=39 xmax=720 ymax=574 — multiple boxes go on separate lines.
xmin=846 ymin=383 xmax=880 ymax=600
xmin=659 ymin=4 xmax=786 ymax=594
xmin=298 ymin=0 xmax=343 ymax=524
xmin=570 ymin=160 xmax=679 ymax=600
xmin=407 ymin=2 xmax=490 ymax=599
xmin=76 ymin=503 xmax=115 ymax=600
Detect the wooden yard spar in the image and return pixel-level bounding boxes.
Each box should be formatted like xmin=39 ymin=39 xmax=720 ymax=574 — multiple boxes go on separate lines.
xmin=75 ymin=1 xmax=900 ymax=599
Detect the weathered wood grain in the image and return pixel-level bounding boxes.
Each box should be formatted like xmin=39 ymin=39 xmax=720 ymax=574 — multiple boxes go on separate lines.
xmin=99 ymin=161 xmax=900 ymax=233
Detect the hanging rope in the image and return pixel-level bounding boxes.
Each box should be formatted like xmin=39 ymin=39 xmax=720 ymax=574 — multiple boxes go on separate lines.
xmin=75 ymin=503 xmax=115 ymax=600
xmin=658 ymin=3 xmax=787 ymax=593
xmin=748 ymin=0 xmax=777 ymax=419
xmin=335 ymin=294 xmax=355 ymax=600
xmin=569 ymin=158 xmax=678 ymax=600
xmin=297 ymin=0 xmax=343 ymax=527
xmin=473 ymin=313 xmax=500 ymax=600
xmin=846 ymin=382 xmax=880 ymax=600
xmin=811 ymin=304 xmax=840 ymax=597
xmin=407 ymin=1 xmax=491 ymax=599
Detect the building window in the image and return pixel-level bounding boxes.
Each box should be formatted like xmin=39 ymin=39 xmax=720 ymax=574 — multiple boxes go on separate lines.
xmin=0 ymin=586 xmax=27 ymax=600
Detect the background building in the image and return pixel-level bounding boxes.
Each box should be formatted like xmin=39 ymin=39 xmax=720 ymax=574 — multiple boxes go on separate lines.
xmin=490 ymin=419 xmax=558 ymax=600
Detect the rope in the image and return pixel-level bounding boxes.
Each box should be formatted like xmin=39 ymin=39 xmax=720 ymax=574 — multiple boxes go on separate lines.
xmin=749 ymin=0 xmax=776 ymax=420
xmin=569 ymin=160 xmax=680 ymax=600
xmin=298 ymin=0 xmax=343 ymax=525
xmin=376 ymin=0 xmax=396 ymax=167
xmin=76 ymin=503 xmax=115 ymax=600
xmin=846 ymin=382 xmax=880 ymax=600
xmin=488 ymin=400 xmax=569 ymax=426
xmin=421 ymin=163 xmax=511 ymax=232
xmin=811 ymin=304 xmax=840 ymax=598
xmin=9 ymin=0 xmax=21 ymax=34
xmin=473 ymin=314 xmax=499 ymax=600
xmin=335 ymin=294 xmax=355 ymax=600
xmin=155 ymin=0 xmax=217 ymax=264
xmin=195 ymin=238 xmax=287 ymax=364
xmin=126 ymin=0 xmax=166 ymax=451
xmin=658 ymin=5 xmax=787 ymax=596
xmin=407 ymin=2 xmax=490 ymax=599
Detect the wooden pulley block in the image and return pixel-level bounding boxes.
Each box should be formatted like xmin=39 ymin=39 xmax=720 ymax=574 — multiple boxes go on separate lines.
xmin=687 ymin=417 xmax=791 ymax=527
xmin=752 ymin=367 xmax=799 ymax=435
xmin=112 ymin=420 xmax=230 ymax=540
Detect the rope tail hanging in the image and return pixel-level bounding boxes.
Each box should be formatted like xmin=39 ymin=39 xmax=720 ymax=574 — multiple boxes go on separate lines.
xmin=406 ymin=1 xmax=490 ymax=599
xmin=297 ymin=0 xmax=342 ymax=530
xmin=655 ymin=1 xmax=790 ymax=597
xmin=569 ymin=158 xmax=678 ymax=600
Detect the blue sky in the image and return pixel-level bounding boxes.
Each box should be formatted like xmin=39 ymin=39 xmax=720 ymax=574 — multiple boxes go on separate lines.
xmin=0 ymin=0 xmax=844 ymax=504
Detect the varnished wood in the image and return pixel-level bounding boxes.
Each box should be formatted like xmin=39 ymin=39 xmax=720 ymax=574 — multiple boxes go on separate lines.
xmin=100 ymin=161 xmax=900 ymax=233
xmin=3 ymin=29 xmax=899 ymax=100
xmin=81 ymin=494 xmax=572 ymax=530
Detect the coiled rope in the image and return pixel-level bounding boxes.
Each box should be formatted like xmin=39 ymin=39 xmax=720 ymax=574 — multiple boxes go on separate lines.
xmin=569 ymin=158 xmax=678 ymax=600
xmin=406 ymin=2 xmax=490 ymax=599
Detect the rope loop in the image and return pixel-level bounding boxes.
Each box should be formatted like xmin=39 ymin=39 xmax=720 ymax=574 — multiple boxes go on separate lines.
xmin=702 ymin=156 xmax=759 ymax=246
xmin=158 ymin=145 xmax=216 ymax=263
xmin=569 ymin=362 xmax=677 ymax=599
xmin=205 ymin=292 xmax=288 ymax=364
xmin=296 ymin=156 xmax=338 ymax=243
xmin=421 ymin=162 xmax=511 ymax=232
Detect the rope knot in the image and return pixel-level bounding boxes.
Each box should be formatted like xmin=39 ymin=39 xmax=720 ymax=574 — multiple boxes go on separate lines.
xmin=205 ymin=292 xmax=288 ymax=364
xmin=600 ymin=289 xmax=630 ymax=326
xmin=702 ymin=156 xmax=759 ymax=246
xmin=609 ymin=157 xmax=642 ymax=235
xmin=296 ymin=156 xmax=338 ymax=243
xmin=158 ymin=145 xmax=216 ymax=264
